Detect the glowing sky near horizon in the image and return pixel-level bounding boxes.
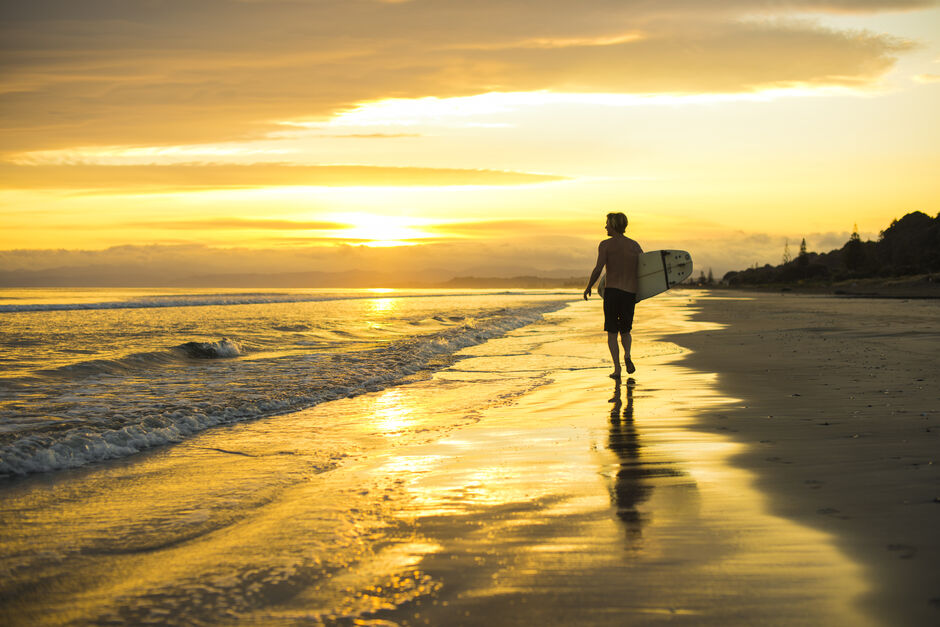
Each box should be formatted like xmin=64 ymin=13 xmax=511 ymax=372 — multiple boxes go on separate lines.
xmin=1 ymin=0 xmax=938 ymax=276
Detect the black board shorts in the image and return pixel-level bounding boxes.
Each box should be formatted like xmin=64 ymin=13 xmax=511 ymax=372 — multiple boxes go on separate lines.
xmin=603 ymin=288 xmax=637 ymax=333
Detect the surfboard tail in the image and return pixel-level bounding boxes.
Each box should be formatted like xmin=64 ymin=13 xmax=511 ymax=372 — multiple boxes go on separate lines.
xmin=636 ymin=249 xmax=693 ymax=301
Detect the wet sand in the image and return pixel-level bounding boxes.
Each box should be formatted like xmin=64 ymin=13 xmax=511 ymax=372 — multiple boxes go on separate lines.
xmin=2 ymin=293 xmax=931 ymax=625
xmin=665 ymin=291 xmax=940 ymax=626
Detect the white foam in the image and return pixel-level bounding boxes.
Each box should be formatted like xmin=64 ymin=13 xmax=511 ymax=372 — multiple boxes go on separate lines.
xmin=177 ymin=339 xmax=243 ymax=359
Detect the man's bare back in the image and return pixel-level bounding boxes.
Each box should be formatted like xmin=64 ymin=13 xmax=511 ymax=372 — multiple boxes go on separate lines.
xmin=598 ymin=235 xmax=642 ymax=293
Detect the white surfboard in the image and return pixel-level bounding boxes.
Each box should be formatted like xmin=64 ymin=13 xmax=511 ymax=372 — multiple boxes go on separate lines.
xmin=597 ymin=249 xmax=693 ymax=302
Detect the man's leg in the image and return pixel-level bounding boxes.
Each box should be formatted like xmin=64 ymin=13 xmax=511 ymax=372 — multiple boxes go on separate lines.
xmin=607 ymin=331 xmax=621 ymax=378
xmin=621 ymin=331 xmax=636 ymax=374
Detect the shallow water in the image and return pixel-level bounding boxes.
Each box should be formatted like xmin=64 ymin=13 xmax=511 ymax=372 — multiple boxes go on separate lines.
xmin=0 ymin=288 xmax=571 ymax=476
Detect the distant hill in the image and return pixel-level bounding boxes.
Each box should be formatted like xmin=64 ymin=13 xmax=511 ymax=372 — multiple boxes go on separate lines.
xmin=723 ymin=211 xmax=940 ymax=290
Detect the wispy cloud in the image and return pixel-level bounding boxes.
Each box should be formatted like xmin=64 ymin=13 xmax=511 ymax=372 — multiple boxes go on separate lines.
xmin=426 ymin=219 xmax=589 ymax=238
xmin=0 ymin=163 xmax=565 ymax=192
xmin=121 ymin=218 xmax=348 ymax=231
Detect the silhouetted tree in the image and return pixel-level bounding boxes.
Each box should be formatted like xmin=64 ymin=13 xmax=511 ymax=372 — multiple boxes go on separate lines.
xmin=797 ymin=238 xmax=808 ymax=268
xmin=723 ymin=212 xmax=939 ymax=286
xmin=843 ymin=223 xmax=865 ymax=272
xmin=877 ymin=211 xmax=939 ymax=274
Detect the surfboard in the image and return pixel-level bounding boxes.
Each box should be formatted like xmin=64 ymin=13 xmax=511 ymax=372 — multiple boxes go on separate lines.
xmin=597 ymin=249 xmax=693 ymax=302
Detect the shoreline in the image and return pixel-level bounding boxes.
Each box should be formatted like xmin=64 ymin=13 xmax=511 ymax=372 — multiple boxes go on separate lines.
xmin=665 ymin=291 xmax=940 ymax=626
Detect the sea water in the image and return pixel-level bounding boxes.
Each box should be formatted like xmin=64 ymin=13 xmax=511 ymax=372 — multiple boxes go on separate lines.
xmin=0 ymin=288 xmax=573 ymax=477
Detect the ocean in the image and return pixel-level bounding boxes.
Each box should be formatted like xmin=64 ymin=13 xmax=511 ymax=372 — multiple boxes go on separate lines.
xmin=0 ymin=288 xmax=574 ymax=477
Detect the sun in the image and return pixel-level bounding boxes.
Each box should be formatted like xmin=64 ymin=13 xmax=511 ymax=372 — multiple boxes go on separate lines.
xmin=332 ymin=212 xmax=435 ymax=247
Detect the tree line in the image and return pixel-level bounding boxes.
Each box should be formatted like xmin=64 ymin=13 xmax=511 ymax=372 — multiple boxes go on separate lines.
xmin=722 ymin=211 xmax=940 ymax=286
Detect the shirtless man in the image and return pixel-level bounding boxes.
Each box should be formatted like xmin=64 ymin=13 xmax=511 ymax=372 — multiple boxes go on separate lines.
xmin=583 ymin=212 xmax=643 ymax=379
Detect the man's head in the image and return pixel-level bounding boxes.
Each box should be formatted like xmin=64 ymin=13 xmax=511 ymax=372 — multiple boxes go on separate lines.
xmin=606 ymin=212 xmax=628 ymax=235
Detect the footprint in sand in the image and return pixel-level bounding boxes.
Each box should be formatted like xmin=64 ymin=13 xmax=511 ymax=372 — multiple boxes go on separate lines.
xmin=817 ymin=507 xmax=850 ymax=519
xmin=886 ymin=544 xmax=917 ymax=559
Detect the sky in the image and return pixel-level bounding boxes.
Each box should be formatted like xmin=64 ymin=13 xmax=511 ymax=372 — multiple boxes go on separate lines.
xmin=2 ymin=0 xmax=939 ymax=282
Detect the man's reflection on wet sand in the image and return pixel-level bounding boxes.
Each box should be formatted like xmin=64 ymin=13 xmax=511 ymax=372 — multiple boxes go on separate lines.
xmin=607 ymin=379 xmax=651 ymax=539
xmin=607 ymin=379 xmax=686 ymax=541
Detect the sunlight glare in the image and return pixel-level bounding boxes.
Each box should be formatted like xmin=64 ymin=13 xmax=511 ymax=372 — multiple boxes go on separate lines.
xmin=370 ymin=297 xmax=396 ymax=313
xmin=371 ymin=390 xmax=414 ymax=437
xmin=331 ymin=212 xmax=436 ymax=246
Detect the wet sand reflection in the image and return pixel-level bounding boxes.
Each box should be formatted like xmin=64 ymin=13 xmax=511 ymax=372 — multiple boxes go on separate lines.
xmin=606 ymin=379 xmax=686 ymax=542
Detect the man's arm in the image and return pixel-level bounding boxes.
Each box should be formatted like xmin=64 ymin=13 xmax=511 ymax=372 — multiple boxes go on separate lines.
xmin=583 ymin=242 xmax=606 ymax=300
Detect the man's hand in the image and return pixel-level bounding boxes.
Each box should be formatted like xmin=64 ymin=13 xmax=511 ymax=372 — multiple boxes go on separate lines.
xmin=583 ymin=286 xmax=591 ymax=300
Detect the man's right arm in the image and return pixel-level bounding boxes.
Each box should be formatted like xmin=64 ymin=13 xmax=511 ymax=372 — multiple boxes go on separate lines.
xmin=583 ymin=242 xmax=606 ymax=300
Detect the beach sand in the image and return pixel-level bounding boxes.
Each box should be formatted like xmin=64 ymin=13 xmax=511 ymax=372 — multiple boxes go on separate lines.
xmin=1 ymin=292 xmax=936 ymax=625
xmin=667 ymin=291 xmax=940 ymax=626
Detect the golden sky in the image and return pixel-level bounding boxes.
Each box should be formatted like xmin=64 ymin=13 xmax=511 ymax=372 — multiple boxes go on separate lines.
xmin=1 ymin=0 xmax=939 ymax=278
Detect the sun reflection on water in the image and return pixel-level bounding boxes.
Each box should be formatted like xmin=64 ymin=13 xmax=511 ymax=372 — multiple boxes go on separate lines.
xmin=369 ymin=297 xmax=396 ymax=314
xmin=370 ymin=389 xmax=413 ymax=437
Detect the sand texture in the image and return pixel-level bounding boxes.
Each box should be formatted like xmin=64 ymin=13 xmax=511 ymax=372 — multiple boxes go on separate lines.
xmin=668 ymin=291 xmax=940 ymax=625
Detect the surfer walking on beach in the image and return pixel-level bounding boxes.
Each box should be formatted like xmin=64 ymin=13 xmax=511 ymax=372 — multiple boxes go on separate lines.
xmin=583 ymin=212 xmax=643 ymax=379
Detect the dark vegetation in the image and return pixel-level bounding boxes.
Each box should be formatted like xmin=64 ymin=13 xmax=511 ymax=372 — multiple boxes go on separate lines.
xmin=722 ymin=211 xmax=940 ymax=292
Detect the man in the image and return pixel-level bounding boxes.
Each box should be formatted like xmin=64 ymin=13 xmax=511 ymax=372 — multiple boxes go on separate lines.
xmin=583 ymin=212 xmax=643 ymax=379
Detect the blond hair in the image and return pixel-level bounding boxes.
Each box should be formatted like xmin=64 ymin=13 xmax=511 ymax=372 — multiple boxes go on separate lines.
xmin=606 ymin=212 xmax=628 ymax=234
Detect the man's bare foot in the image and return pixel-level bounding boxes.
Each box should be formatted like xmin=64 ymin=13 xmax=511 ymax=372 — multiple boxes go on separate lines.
xmin=609 ymin=371 xmax=621 ymax=380
xmin=625 ymin=359 xmax=636 ymax=374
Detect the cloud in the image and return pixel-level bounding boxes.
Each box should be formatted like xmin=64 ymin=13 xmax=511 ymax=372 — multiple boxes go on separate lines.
xmin=0 ymin=163 xmax=565 ymax=192
xmin=121 ymin=218 xmax=348 ymax=231
xmin=321 ymin=133 xmax=422 ymax=139
xmin=672 ymin=229 xmax=872 ymax=277
xmin=426 ymin=219 xmax=589 ymax=238
xmin=0 ymin=0 xmax=929 ymax=153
